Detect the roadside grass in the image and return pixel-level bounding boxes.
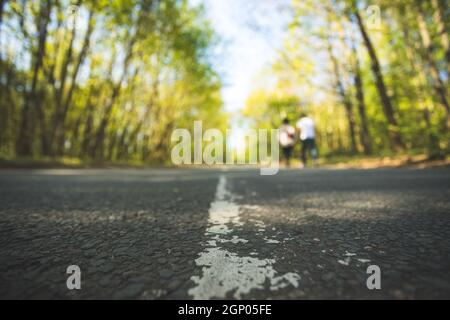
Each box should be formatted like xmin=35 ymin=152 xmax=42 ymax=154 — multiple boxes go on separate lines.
xmin=0 ymin=156 xmax=161 ymax=169
xmin=317 ymin=152 xmax=449 ymax=169
xmin=0 ymin=152 xmax=448 ymax=169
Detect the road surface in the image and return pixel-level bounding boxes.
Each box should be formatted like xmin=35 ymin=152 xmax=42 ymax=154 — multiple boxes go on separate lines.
xmin=0 ymin=168 xmax=449 ymax=299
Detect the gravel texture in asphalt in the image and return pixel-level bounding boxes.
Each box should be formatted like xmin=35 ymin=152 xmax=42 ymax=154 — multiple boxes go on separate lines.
xmin=0 ymin=168 xmax=449 ymax=299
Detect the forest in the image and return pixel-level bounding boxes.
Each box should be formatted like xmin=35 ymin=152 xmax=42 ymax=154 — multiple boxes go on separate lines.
xmin=0 ymin=0 xmax=226 ymax=164
xmin=244 ymin=0 xmax=449 ymax=160
xmin=0 ymin=0 xmax=449 ymax=165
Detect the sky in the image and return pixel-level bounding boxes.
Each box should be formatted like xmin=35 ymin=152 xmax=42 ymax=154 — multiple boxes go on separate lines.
xmin=191 ymin=0 xmax=292 ymax=115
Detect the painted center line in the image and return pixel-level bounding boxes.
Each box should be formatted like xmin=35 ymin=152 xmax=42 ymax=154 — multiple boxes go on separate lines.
xmin=188 ymin=175 xmax=300 ymax=299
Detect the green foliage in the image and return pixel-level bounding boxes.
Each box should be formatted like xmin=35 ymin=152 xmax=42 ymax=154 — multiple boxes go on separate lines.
xmin=0 ymin=0 xmax=227 ymax=163
xmin=244 ymin=0 xmax=449 ymax=158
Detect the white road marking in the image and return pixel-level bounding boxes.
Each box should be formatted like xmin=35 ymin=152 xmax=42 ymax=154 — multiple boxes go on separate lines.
xmin=357 ymin=259 xmax=371 ymax=263
xmin=188 ymin=175 xmax=300 ymax=299
xmin=338 ymin=257 xmax=351 ymax=266
xmin=264 ymin=238 xmax=280 ymax=244
xmin=338 ymin=253 xmax=371 ymax=266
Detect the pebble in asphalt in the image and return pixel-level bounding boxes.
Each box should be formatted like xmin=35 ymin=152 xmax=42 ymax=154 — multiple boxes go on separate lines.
xmin=0 ymin=168 xmax=449 ymax=299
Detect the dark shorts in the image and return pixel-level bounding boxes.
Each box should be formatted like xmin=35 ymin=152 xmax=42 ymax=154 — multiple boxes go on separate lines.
xmin=282 ymin=146 xmax=293 ymax=159
xmin=301 ymin=138 xmax=318 ymax=164
xmin=301 ymin=138 xmax=316 ymax=150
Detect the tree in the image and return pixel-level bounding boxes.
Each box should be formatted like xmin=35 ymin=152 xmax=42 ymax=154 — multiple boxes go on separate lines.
xmin=352 ymin=3 xmax=404 ymax=152
xmin=1 ymin=0 xmax=227 ymax=163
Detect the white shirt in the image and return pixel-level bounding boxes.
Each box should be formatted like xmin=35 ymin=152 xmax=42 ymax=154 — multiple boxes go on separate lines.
xmin=279 ymin=124 xmax=296 ymax=147
xmin=296 ymin=117 xmax=315 ymax=140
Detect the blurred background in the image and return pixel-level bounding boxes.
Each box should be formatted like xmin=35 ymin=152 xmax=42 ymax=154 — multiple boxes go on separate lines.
xmin=0 ymin=0 xmax=448 ymax=167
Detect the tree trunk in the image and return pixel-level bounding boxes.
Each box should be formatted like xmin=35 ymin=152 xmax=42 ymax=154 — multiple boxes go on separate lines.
xmin=106 ymin=122 xmax=118 ymax=161
xmin=422 ymin=108 xmax=441 ymax=158
xmin=351 ymin=45 xmax=372 ymax=155
xmin=114 ymin=69 xmax=141 ymax=160
xmin=400 ymin=10 xmax=443 ymax=155
xmin=0 ymin=0 xmax=8 ymax=148
xmin=53 ymin=10 xmax=94 ymax=155
xmin=0 ymin=0 xmax=6 ymax=38
xmin=125 ymin=76 xmax=159 ymax=157
xmin=80 ymin=93 xmax=94 ymax=158
xmin=116 ymin=126 xmax=130 ymax=160
xmin=48 ymin=22 xmax=77 ymax=155
xmin=70 ymin=114 xmax=83 ymax=156
xmin=16 ymin=0 xmax=52 ymax=156
xmin=353 ymin=8 xmax=404 ymax=152
xmin=92 ymin=33 xmax=136 ymax=159
xmin=327 ymin=41 xmax=358 ymax=153
xmin=416 ymin=1 xmax=450 ymax=119
xmin=91 ymin=4 xmax=151 ymax=160
xmin=44 ymin=5 xmax=63 ymax=89
xmin=141 ymin=134 xmax=150 ymax=161
xmin=431 ymin=0 xmax=450 ymax=78
xmin=1 ymin=59 xmax=17 ymax=153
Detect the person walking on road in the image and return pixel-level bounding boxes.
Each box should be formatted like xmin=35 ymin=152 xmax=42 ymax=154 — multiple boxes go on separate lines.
xmin=279 ymin=118 xmax=296 ymax=168
xmin=296 ymin=113 xmax=318 ymax=167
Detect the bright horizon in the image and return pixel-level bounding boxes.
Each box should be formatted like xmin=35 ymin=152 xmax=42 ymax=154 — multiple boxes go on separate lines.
xmin=192 ymin=0 xmax=291 ymax=114
xmin=190 ymin=0 xmax=292 ymax=149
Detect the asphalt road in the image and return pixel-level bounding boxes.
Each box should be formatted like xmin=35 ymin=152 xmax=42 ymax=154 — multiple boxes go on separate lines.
xmin=0 ymin=168 xmax=449 ymax=299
